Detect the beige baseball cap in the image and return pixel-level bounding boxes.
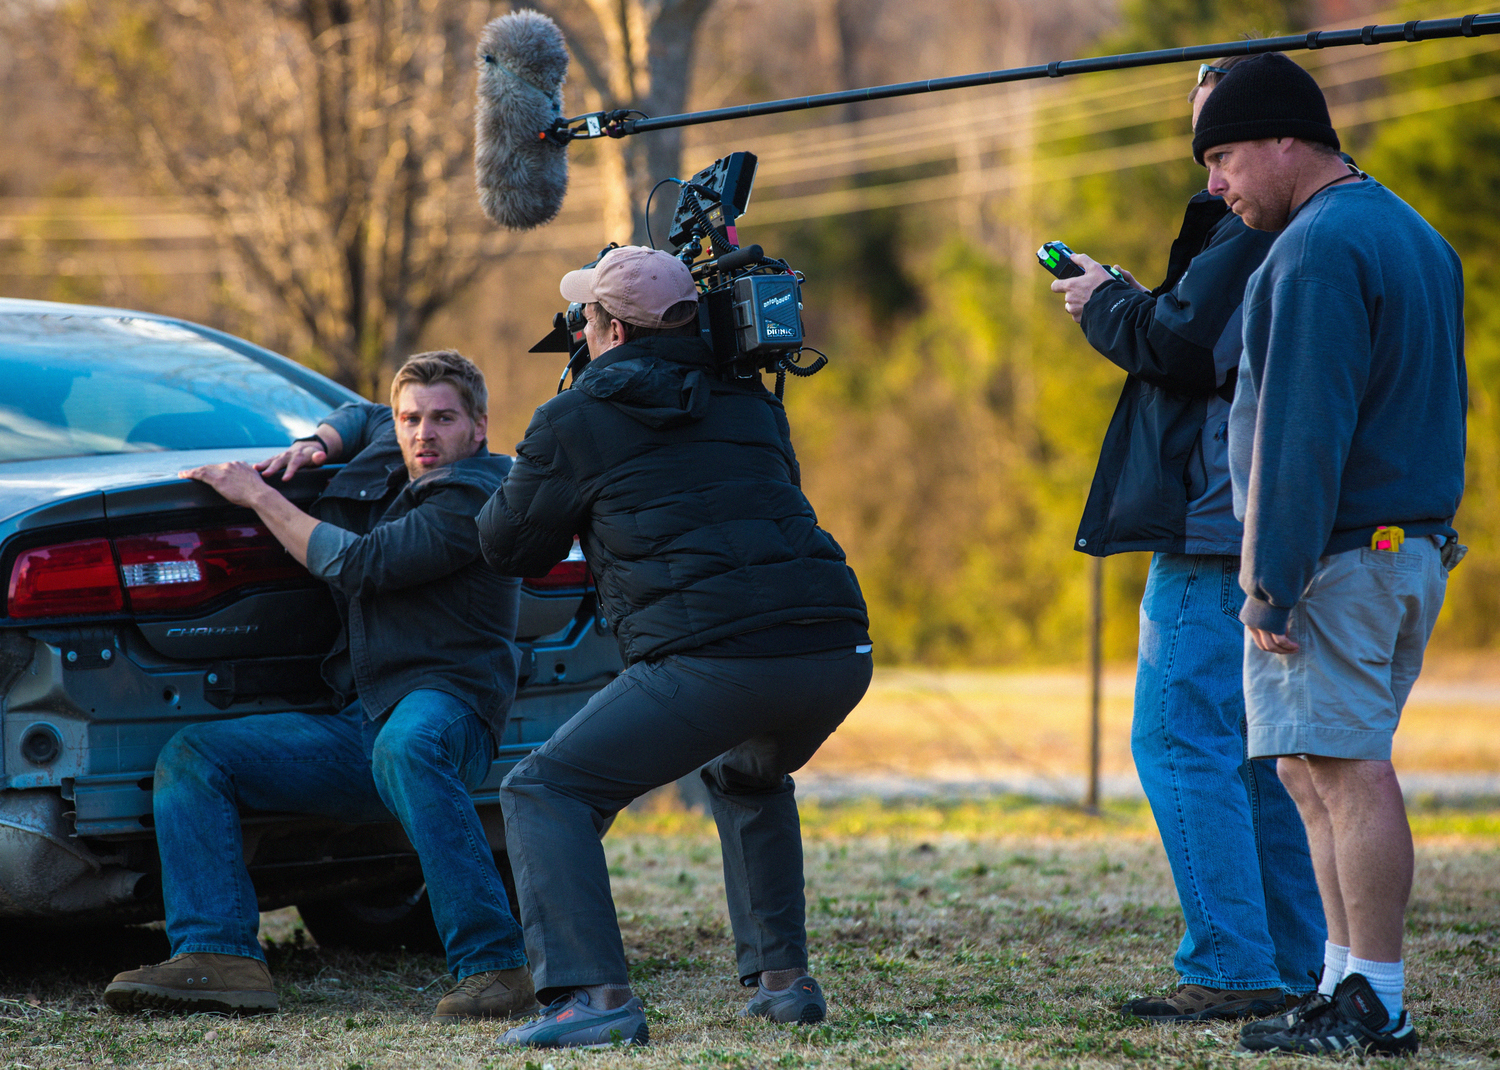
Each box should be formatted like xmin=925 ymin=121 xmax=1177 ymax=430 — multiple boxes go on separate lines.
xmin=559 ymin=246 xmax=699 ymax=329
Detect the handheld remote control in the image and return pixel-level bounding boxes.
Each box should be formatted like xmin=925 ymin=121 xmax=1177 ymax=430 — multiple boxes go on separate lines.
xmin=1037 ymin=240 xmax=1125 ymax=282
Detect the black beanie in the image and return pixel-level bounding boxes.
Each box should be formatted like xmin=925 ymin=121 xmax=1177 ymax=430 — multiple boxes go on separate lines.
xmin=1192 ymin=52 xmax=1339 ymax=165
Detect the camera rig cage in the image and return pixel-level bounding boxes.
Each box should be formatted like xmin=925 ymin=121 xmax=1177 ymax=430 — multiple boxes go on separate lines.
xmin=531 ymin=151 xmax=826 ymax=398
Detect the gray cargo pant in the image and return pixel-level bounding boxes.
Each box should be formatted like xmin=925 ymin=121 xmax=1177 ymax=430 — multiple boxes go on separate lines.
xmin=500 ymin=646 xmax=873 ymax=1002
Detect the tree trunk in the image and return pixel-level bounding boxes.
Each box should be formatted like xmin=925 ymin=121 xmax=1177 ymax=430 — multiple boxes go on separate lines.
xmin=540 ymin=0 xmax=716 ymax=247
xmin=54 ymin=0 xmax=507 ymax=397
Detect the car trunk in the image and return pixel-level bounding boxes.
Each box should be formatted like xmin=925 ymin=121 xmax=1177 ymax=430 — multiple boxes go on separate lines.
xmin=0 ymin=465 xmax=619 ymax=924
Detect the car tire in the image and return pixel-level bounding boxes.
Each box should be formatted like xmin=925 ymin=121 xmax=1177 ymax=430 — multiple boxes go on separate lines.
xmin=296 ymin=882 xmax=442 ymax=953
xmin=296 ymin=851 xmax=521 ymax=953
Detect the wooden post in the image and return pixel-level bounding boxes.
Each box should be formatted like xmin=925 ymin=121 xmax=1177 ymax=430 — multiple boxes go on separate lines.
xmin=1086 ymin=554 xmax=1103 ymax=813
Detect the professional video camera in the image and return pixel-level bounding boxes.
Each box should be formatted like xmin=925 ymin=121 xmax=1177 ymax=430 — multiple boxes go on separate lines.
xmin=531 ymin=151 xmax=826 ymax=397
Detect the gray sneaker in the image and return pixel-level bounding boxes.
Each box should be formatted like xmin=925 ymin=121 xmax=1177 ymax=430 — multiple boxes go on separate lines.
xmin=742 ymin=975 xmax=826 ymax=1024
xmin=497 ymin=989 xmax=649 ymax=1049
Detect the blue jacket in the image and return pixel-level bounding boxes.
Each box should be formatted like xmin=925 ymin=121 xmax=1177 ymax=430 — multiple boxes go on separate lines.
xmin=1230 ymin=178 xmax=1466 ymax=633
xmin=1075 ymin=192 xmax=1276 ymax=556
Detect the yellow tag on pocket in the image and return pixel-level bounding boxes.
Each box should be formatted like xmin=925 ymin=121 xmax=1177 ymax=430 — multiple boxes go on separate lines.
xmin=1371 ymin=525 xmax=1405 ymax=552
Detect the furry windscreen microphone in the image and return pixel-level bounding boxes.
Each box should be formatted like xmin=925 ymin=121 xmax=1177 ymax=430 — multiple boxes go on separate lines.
xmin=475 ymin=9 xmax=569 ymax=230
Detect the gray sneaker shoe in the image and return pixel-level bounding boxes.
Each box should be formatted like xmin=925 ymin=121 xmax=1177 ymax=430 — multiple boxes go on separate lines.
xmin=742 ymin=975 xmax=826 ymax=1024
xmin=497 ymin=989 xmax=649 ymax=1049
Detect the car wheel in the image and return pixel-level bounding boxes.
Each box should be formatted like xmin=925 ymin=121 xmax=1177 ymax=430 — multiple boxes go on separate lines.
xmin=296 ymin=882 xmax=443 ymax=953
xmin=296 ymin=852 xmax=521 ymax=953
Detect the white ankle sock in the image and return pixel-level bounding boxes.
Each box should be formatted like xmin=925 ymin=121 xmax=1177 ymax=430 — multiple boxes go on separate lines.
xmin=1319 ymin=942 xmax=1349 ymax=997
xmin=1345 ymin=955 xmax=1403 ymax=1022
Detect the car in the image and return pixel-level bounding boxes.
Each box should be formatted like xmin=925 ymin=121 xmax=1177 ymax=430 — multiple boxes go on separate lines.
xmin=0 ymin=297 xmax=621 ymax=950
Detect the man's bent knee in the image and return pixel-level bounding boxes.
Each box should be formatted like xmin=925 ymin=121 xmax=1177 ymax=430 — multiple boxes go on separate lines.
xmin=1303 ymin=756 xmax=1402 ymax=812
xmin=1276 ymin=756 xmax=1317 ymax=801
xmin=154 ymin=726 xmax=222 ymax=790
xmin=501 ymin=758 xmax=616 ymax=836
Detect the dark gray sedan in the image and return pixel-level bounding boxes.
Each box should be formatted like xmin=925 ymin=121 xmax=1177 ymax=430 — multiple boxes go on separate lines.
xmin=0 ymin=298 xmax=619 ymax=948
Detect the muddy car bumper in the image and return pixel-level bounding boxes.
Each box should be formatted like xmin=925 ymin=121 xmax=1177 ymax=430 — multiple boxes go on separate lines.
xmin=0 ymin=790 xmax=143 ymax=919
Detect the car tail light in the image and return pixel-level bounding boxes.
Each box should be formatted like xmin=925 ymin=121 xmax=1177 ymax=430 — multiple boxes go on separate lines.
xmin=524 ymin=539 xmax=591 ymax=590
xmin=5 ymin=525 xmax=314 ymax=621
xmin=116 ymin=525 xmax=310 ymax=612
xmin=7 ymin=538 xmax=125 ymax=618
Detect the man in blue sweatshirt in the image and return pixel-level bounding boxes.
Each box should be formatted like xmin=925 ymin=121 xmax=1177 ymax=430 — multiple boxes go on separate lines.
xmin=1192 ymin=53 xmax=1466 ymax=1057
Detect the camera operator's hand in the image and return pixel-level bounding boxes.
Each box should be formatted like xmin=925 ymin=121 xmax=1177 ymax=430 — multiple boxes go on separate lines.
xmin=1114 ymin=266 xmax=1149 ymax=293
xmin=1049 ymin=253 xmax=1120 ymax=323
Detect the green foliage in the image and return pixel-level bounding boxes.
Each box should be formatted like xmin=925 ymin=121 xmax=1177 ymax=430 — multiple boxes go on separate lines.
xmin=1106 ymin=0 xmax=1310 ymax=52
xmin=786 ymin=205 xmax=924 ymax=329
xmin=784 ymin=235 xmax=1134 ymax=664
xmin=1360 ymin=38 xmax=1500 ymax=647
xmin=771 ymin=2 xmax=1500 ymax=665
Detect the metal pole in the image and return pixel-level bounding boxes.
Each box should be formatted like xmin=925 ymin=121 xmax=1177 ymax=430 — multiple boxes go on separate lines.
xmin=620 ymin=13 xmax=1500 ymax=136
xmin=1086 ymin=555 xmax=1103 ymax=814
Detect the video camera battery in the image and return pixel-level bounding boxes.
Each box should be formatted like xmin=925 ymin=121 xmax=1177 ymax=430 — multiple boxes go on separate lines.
xmin=731 ymin=273 xmax=802 ymax=356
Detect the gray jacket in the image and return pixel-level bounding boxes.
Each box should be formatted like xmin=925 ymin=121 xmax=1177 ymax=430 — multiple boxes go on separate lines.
xmin=306 ymin=401 xmax=522 ymax=741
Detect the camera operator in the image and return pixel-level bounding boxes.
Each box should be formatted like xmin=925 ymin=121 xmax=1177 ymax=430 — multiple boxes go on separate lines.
xmin=1046 ymin=57 xmax=1325 ymax=1024
xmin=478 ymin=246 xmax=872 ymax=1049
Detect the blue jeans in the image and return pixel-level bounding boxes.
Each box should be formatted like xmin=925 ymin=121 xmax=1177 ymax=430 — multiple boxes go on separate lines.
xmin=1133 ymin=553 xmax=1325 ymax=991
xmin=153 ymin=689 xmax=526 ymax=979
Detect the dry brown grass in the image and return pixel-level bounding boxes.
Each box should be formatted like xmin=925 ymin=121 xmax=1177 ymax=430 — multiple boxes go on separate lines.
xmin=3 ymin=800 xmax=1497 ymax=1069
xmin=807 ymin=654 xmax=1500 ymax=784
xmin=3 ymin=661 xmax=1495 ymax=1067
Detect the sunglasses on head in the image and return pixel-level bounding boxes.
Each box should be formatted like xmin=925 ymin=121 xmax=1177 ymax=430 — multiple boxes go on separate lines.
xmin=1197 ymin=63 xmax=1232 ymax=86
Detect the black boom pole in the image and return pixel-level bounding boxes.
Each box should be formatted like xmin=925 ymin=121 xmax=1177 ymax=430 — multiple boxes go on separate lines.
xmin=548 ymin=13 xmax=1500 ymax=143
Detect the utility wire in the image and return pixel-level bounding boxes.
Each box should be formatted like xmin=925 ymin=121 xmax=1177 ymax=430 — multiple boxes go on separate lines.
xmin=5 ymin=2 xmax=1497 ymax=260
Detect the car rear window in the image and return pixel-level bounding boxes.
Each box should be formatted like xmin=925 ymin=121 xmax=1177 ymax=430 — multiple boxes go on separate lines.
xmin=0 ymin=314 xmax=335 ymax=462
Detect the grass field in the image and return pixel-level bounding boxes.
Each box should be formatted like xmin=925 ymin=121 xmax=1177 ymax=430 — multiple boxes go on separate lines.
xmin=808 ymin=654 xmax=1500 ymax=786
xmin=2 ymin=663 xmax=1496 ymax=1068
xmin=2 ymin=797 xmax=1497 ymax=1070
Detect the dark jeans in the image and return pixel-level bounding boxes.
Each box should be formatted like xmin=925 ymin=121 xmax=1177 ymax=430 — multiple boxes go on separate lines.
xmin=153 ymin=690 xmax=527 ymax=979
xmin=501 ymin=648 xmax=873 ymax=1001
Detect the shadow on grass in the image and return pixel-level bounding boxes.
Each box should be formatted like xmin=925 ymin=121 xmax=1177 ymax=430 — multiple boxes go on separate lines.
xmin=0 ymin=922 xmax=170 ymax=991
xmin=0 ymin=919 xmax=454 ymax=1021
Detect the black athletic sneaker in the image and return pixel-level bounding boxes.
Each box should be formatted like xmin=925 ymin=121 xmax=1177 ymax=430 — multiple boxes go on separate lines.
xmin=1238 ymin=989 xmax=1332 ymax=1040
xmin=1237 ymin=973 xmax=1419 ymax=1057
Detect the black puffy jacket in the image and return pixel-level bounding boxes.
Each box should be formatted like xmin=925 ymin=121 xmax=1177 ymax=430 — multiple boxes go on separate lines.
xmin=1074 ymin=192 xmax=1277 ymax=557
xmin=477 ymin=336 xmax=868 ymax=665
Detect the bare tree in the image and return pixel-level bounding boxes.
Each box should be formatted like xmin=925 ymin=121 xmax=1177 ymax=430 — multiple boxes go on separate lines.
xmin=530 ymin=0 xmax=717 ymax=245
xmin=55 ymin=0 xmax=509 ymax=395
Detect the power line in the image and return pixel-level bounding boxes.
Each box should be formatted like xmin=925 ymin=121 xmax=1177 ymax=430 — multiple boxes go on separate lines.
xmin=3 ymin=1 xmax=1495 ymax=263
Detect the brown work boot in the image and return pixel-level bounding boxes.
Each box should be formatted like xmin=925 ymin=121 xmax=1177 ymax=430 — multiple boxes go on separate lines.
xmin=432 ymin=966 xmax=537 ymax=1023
xmin=105 ymin=952 xmax=278 ymax=1015
xmin=1121 ymin=983 xmax=1284 ymax=1023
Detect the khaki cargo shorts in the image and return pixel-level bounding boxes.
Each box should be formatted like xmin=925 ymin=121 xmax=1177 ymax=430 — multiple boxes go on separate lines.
xmin=1243 ymin=537 xmax=1448 ymax=761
